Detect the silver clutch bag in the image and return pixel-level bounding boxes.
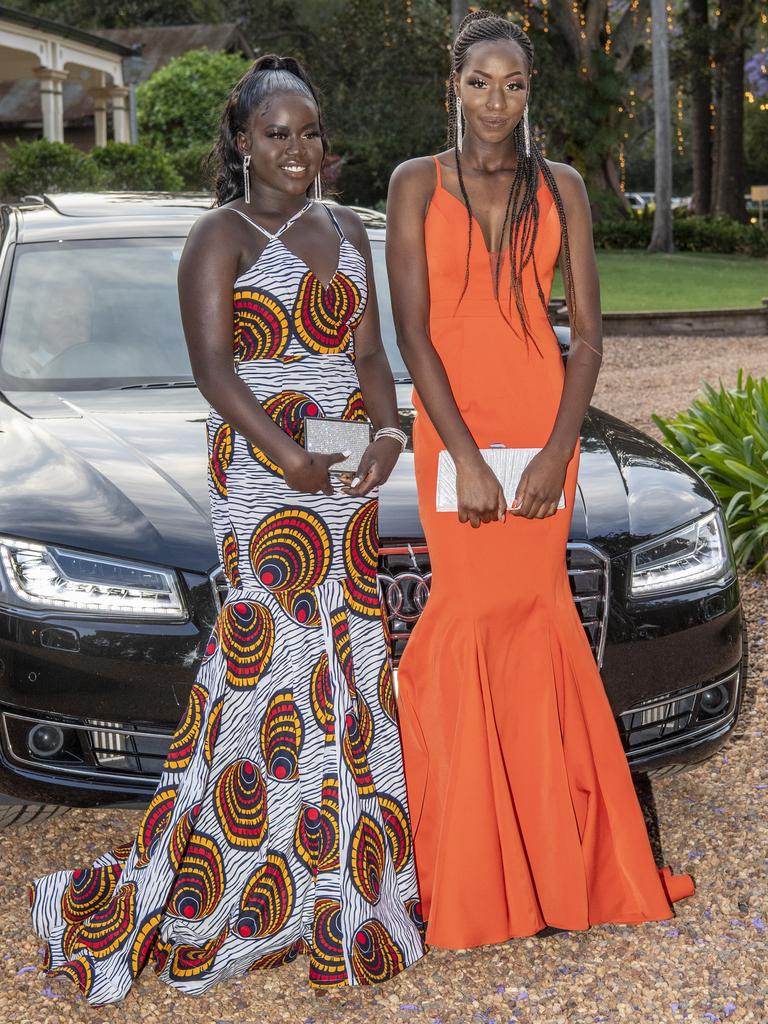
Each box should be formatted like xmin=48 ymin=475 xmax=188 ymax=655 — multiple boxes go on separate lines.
xmin=436 ymin=445 xmax=566 ymax=512
xmin=303 ymin=416 xmax=372 ymax=475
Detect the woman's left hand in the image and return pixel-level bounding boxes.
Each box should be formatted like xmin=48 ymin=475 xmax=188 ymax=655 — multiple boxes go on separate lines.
xmin=340 ymin=436 xmax=402 ymax=497
xmin=510 ymin=447 xmax=570 ymax=518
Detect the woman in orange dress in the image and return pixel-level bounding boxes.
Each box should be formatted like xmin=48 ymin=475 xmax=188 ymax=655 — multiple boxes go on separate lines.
xmin=385 ymin=10 xmax=694 ymax=950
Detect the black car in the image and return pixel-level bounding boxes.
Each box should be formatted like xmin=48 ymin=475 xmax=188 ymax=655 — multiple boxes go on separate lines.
xmin=0 ymin=193 xmax=746 ymax=827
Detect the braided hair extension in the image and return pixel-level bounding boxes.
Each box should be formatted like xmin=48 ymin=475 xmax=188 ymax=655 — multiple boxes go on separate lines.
xmin=207 ymin=54 xmax=328 ymax=207
xmin=446 ymin=11 xmax=577 ymax=346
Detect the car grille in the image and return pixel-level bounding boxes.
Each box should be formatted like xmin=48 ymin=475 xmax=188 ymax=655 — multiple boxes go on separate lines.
xmin=378 ymin=541 xmax=610 ymax=668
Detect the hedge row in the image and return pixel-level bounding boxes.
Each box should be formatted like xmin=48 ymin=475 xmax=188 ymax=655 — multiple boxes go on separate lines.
xmin=594 ymin=211 xmax=768 ymax=258
xmin=0 ymin=139 xmax=192 ymax=197
xmin=2 ymin=140 xmax=767 ymax=258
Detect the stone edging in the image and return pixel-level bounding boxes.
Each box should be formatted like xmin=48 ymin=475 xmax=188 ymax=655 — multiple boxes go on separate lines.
xmin=548 ymin=302 xmax=768 ymax=337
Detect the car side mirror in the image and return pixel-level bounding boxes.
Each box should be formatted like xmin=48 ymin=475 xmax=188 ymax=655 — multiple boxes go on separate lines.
xmin=553 ymin=325 xmax=571 ymax=362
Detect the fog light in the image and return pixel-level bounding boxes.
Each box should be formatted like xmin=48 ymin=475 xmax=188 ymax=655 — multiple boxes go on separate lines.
xmin=27 ymin=723 xmax=65 ymax=758
xmin=699 ymin=684 xmax=729 ymax=717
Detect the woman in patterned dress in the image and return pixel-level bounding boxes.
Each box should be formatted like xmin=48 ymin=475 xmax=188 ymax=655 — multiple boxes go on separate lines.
xmin=27 ymin=54 xmax=426 ymax=1004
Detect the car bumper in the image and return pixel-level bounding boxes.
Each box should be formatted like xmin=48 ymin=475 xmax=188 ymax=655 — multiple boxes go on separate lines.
xmin=0 ymin=549 xmax=748 ymax=808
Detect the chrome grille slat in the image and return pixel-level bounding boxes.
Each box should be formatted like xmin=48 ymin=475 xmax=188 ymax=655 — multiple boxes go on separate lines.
xmin=378 ymin=541 xmax=610 ymax=668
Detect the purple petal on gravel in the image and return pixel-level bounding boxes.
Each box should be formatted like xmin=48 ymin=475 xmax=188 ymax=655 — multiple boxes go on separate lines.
xmin=16 ymin=966 xmax=36 ymax=975
xmin=41 ymin=986 xmax=60 ymax=998
xmin=496 ymin=985 xmax=506 ymax=994
xmin=723 ymin=1003 xmax=737 ymax=1016
xmin=517 ymin=990 xmax=529 ymax=1000
xmin=400 ymin=1005 xmax=419 ymax=1011
xmin=752 ymin=917 xmax=765 ymax=930
xmin=704 ymin=908 xmax=713 ymax=920
xmin=703 ymin=1015 xmax=719 ymax=1022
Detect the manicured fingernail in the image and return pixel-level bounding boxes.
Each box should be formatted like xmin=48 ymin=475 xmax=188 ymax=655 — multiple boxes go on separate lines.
xmin=351 ymin=476 xmax=360 ymax=486
xmin=342 ymin=449 xmax=352 ymax=458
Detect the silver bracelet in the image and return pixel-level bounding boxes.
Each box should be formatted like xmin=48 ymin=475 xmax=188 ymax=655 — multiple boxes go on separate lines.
xmin=373 ymin=426 xmax=408 ymax=451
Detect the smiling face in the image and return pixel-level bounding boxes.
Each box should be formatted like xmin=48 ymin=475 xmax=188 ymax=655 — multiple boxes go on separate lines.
xmin=237 ymin=90 xmax=324 ymax=198
xmin=454 ymin=38 xmax=530 ymax=146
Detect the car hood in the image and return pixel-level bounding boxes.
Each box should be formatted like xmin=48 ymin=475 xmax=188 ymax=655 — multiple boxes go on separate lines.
xmin=0 ymin=385 xmax=717 ymax=573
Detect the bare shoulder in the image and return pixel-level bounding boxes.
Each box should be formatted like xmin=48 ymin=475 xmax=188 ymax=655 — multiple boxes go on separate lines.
xmin=389 ymin=155 xmax=439 ymax=198
xmin=327 ymin=203 xmax=368 ymax=247
xmin=184 ymin=204 xmax=240 ymax=251
xmin=543 ymin=159 xmax=588 ymax=206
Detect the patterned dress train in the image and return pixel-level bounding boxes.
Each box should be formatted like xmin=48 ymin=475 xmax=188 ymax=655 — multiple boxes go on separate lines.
xmin=28 ymin=200 xmax=426 ymax=1004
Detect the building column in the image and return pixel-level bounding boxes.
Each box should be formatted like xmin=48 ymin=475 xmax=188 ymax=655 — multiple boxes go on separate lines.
xmin=88 ymin=87 xmax=109 ymax=146
xmin=34 ymin=67 xmax=68 ymax=142
xmin=108 ymin=85 xmax=130 ymax=143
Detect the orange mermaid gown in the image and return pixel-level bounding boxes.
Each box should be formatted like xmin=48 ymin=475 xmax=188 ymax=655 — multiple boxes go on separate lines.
xmin=395 ymin=156 xmax=694 ymax=949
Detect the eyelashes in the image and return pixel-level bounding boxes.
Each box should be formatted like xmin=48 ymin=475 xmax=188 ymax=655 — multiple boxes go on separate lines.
xmin=467 ymin=78 xmax=525 ymax=92
xmin=266 ymin=130 xmax=322 ymax=140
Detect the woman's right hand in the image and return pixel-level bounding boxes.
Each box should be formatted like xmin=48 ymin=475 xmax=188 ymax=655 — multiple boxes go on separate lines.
xmin=283 ymin=450 xmax=349 ymax=495
xmin=456 ymin=456 xmax=507 ymax=528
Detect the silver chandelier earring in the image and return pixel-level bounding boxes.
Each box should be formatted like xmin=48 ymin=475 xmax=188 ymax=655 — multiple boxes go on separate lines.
xmin=523 ymin=102 xmax=531 ymax=158
xmin=242 ymin=153 xmax=251 ymax=204
xmin=455 ymin=95 xmax=464 ymax=152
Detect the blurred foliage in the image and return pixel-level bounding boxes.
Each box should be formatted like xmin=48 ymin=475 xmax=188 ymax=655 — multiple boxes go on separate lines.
xmin=594 ymin=211 xmax=768 ymax=256
xmin=0 ymin=139 xmax=100 ymax=197
xmin=654 ymin=372 xmax=768 ymax=571
xmin=0 ymin=140 xmax=188 ymax=197
xmin=136 ymin=49 xmax=250 ymax=150
xmin=89 ymin=141 xmax=182 ymax=190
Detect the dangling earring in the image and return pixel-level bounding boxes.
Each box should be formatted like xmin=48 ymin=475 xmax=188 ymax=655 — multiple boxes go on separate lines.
xmin=455 ymin=95 xmax=464 ymax=152
xmin=523 ymin=102 xmax=531 ymax=158
xmin=313 ymin=173 xmax=322 ymax=201
xmin=242 ymin=153 xmax=251 ymax=204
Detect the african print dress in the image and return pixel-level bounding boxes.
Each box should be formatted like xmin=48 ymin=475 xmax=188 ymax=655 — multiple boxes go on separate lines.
xmin=28 ymin=201 xmax=426 ymax=1005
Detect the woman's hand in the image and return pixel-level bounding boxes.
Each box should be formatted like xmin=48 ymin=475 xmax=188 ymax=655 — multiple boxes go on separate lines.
xmin=456 ymin=456 xmax=506 ymax=529
xmin=341 ymin=436 xmax=402 ymax=497
xmin=283 ymin=450 xmax=348 ymax=495
xmin=511 ymin=447 xmax=569 ymax=518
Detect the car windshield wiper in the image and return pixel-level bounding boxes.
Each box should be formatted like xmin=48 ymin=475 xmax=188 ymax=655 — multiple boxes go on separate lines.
xmin=119 ymin=380 xmax=197 ymax=390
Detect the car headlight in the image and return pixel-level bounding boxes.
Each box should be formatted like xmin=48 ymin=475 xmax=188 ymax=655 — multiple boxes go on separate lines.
xmin=629 ymin=510 xmax=734 ymax=597
xmin=0 ymin=537 xmax=187 ymax=620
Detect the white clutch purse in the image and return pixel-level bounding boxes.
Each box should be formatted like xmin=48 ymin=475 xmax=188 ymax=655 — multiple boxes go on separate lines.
xmin=436 ymin=445 xmax=566 ymax=512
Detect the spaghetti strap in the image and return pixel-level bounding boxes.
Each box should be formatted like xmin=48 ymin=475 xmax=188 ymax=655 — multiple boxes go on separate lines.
xmin=432 ymin=154 xmax=443 ymax=188
xmin=224 ymin=200 xmax=313 ymax=241
xmin=225 ymin=206 xmax=276 ymax=240
xmin=322 ymin=203 xmax=345 ymax=241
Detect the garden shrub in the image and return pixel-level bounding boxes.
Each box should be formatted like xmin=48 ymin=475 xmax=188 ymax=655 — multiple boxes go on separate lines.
xmin=89 ymin=142 xmax=183 ymax=191
xmin=593 ymin=214 xmax=768 ymax=257
xmin=167 ymin=143 xmax=213 ymax=191
xmin=653 ymin=372 xmax=768 ymax=571
xmin=0 ymin=139 xmax=100 ymax=198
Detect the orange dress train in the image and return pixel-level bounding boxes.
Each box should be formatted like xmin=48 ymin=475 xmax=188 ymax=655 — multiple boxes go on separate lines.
xmin=395 ymin=156 xmax=694 ymax=949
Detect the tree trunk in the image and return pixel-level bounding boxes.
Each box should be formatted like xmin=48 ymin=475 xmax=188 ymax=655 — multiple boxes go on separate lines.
xmin=687 ymin=0 xmax=712 ymax=215
xmin=648 ymin=0 xmax=673 ymax=252
xmin=451 ymin=0 xmax=468 ymax=39
xmin=712 ymin=2 xmax=750 ymax=222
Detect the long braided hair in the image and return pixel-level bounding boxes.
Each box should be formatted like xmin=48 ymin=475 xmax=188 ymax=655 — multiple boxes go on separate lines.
xmin=207 ymin=54 xmax=328 ymax=207
xmin=447 ymin=11 xmax=576 ymax=344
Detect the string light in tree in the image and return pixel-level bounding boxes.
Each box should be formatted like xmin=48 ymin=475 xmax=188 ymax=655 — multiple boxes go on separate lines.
xmin=604 ymin=17 xmax=612 ymax=55
xmin=618 ymin=142 xmax=626 ymax=193
xmin=676 ymin=85 xmax=684 ymax=154
xmin=404 ymin=0 xmax=413 ymax=29
xmin=542 ymin=0 xmax=550 ymax=33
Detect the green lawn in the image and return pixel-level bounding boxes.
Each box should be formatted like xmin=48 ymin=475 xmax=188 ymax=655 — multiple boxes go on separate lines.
xmin=553 ymin=251 xmax=768 ymax=312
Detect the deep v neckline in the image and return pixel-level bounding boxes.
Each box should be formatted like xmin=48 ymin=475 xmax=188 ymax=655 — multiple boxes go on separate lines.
xmin=437 ymin=178 xmax=544 ymax=256
xmin=230 ymin=200 xmax=343 ymax=292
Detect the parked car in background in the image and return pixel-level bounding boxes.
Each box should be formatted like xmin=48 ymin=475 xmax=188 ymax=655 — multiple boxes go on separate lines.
xmin=0 ymin=193 xmax=747 ymax=827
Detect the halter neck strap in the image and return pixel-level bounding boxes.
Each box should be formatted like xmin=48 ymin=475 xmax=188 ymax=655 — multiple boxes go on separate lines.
xmin=226 ymin=200 xmax=312 ymax=241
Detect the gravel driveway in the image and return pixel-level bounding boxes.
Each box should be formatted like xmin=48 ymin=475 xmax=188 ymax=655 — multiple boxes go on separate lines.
xmin=2 ymin=334 xmax=767 ymax=1024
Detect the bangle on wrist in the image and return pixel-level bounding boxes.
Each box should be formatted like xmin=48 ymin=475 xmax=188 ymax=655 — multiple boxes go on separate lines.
xmin=373 ymin=426 xmax=408 ymax=451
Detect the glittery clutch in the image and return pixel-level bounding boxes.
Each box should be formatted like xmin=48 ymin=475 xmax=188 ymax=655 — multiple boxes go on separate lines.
xmin=303 ymin=416 xmax=372 ymax=475
xmin=436 ymin=446 xmax=566 ymax=512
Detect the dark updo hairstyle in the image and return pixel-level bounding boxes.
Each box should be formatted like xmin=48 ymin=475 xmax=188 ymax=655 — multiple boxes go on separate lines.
xmin=207 ymin=54 xmax=327 ymax=207
xmin=447 ymin=11 xmax=576 ymax=345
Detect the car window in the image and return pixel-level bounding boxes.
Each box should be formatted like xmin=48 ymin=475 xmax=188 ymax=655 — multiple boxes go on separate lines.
xmin=0 ymin=233 xmax=409 ymax=390
xmin=0 ymin=239 xmax=191 ymax=389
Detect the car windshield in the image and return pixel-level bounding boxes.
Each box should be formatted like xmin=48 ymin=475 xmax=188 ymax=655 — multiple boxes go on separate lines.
xmin=0 ymin=234 xmax=409 ymax=390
